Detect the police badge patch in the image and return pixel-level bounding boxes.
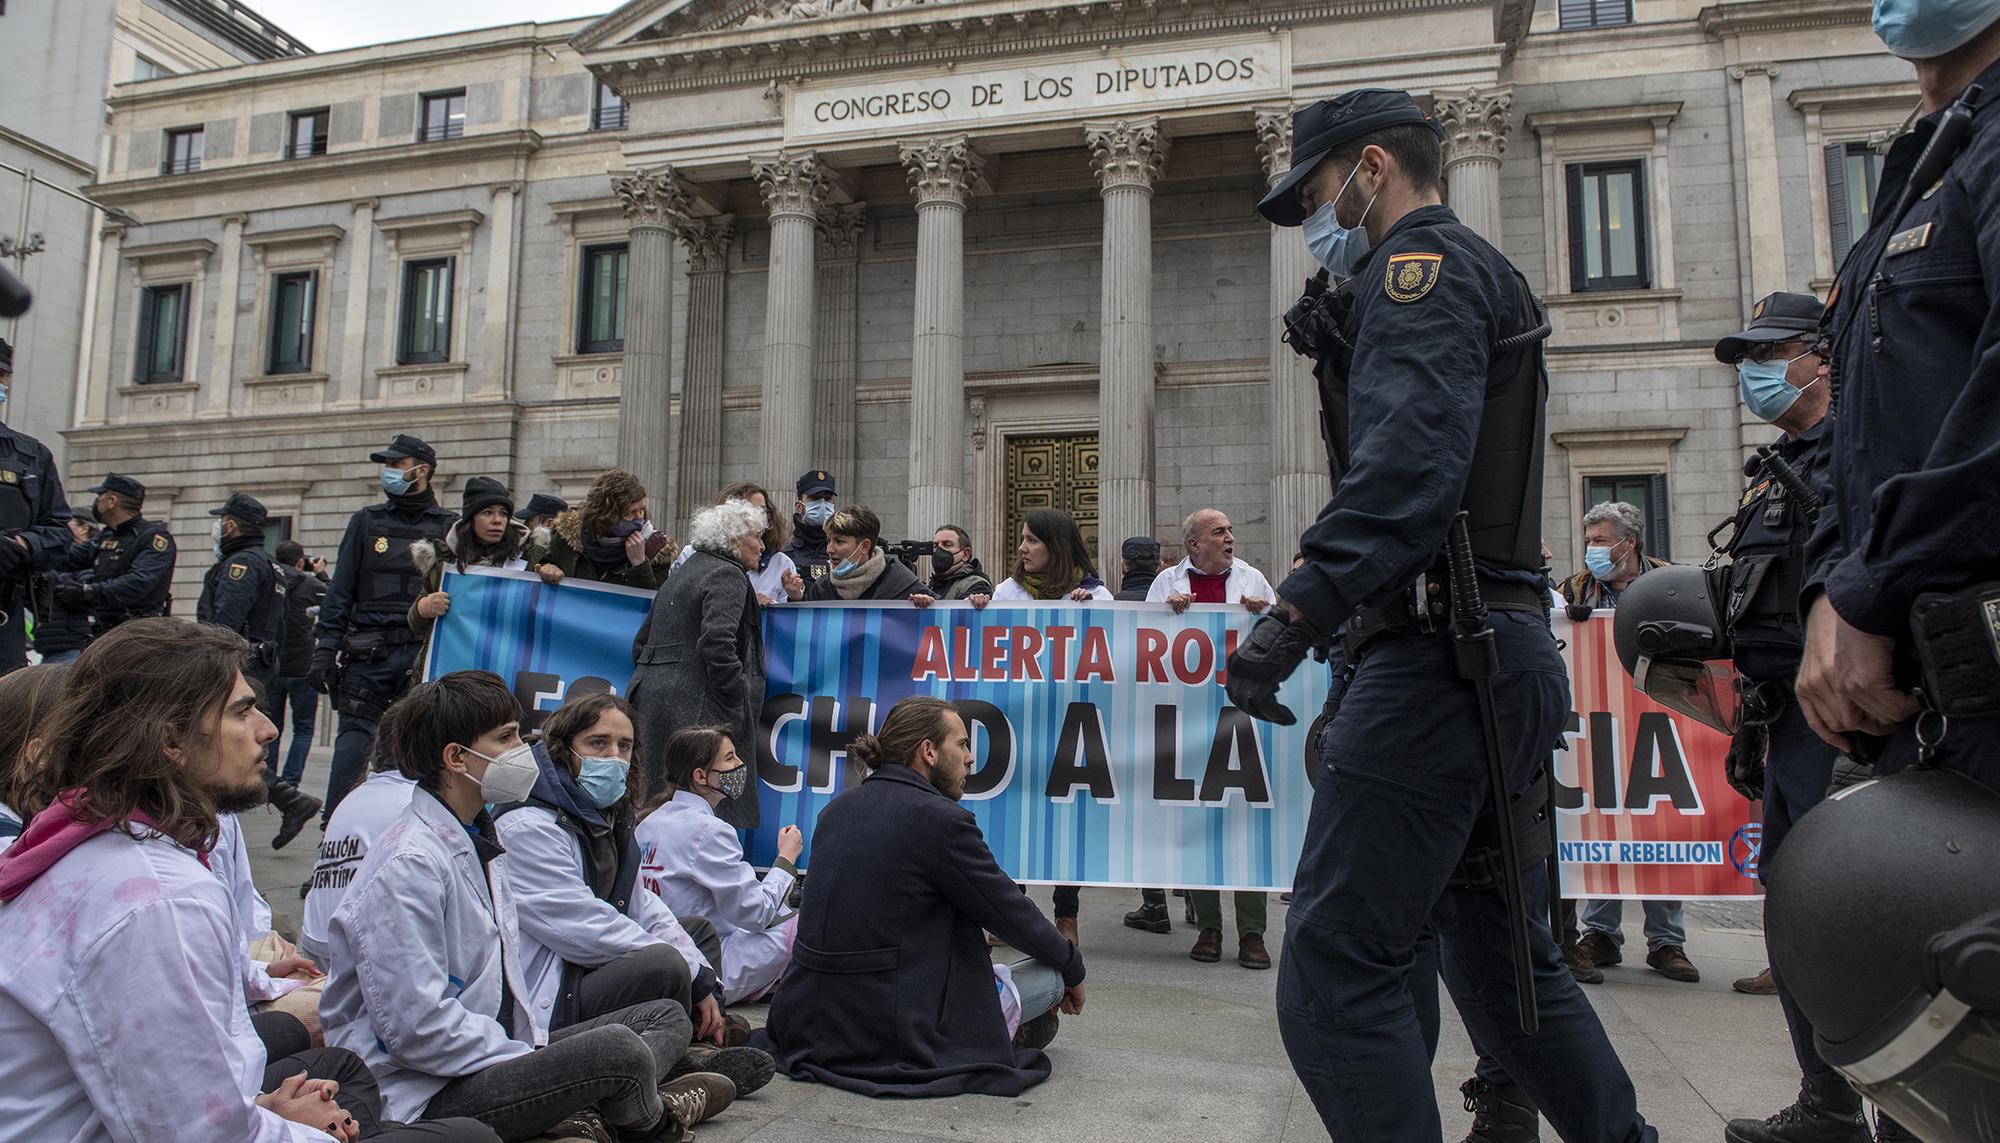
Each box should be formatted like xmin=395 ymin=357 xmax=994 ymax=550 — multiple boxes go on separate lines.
xmin=228 ymin=563 xmax=246 ymax=580
xmin=152 ymin=534 xmax=168 ymax=552
xmin=373 ymin=536 xmax=389 ymax=554
xmin=1383 ymin=253 xmax=1443 ymax=303
xmin=0 ymin=470 xmax=15 ymax=484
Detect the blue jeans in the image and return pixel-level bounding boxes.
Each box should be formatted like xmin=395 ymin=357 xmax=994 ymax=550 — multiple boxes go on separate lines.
xmin=1277 ymin=613 xmax=1654 ymax=1143
xmin=264 ymin=675 xmax=319 ymax=785
xmin=1009 ymin=959 xmax=1066 ymax=1023
xmin=1580 ymin=899 xmax=1686 ymax=951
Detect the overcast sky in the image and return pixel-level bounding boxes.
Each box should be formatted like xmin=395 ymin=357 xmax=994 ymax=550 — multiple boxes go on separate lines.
xmin=241 ymin=1 xmax=618 ymax=53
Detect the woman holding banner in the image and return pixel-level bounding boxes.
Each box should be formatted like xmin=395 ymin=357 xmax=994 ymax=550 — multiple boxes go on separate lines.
xmin=408 ymin=477 xmax=531 ymax=679
xmin=529 ymin=469 xmax=675 ymax=591
xmin=629 ymin=498 xmax=768 ymax=830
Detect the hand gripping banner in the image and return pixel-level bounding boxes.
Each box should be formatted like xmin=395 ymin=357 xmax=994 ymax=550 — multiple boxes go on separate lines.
xmin=426 ymin=568 xmax=1761 ymax=898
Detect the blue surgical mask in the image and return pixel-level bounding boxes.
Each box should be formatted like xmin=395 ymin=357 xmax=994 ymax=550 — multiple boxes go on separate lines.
xmin=1736 ymin=353 xmax=1819 ymax=422
xmin=211 ymin=519 xmax=224 ymax=560
xmin=380 ymin=466 xmax=413 ymax=496
xmin=1302 ymin=200 xmax=1372 ymax=280
xmin=0 ymin=381 xmax=8 ymax=407
xmin=832 ymin=558 xmax=859 ymax=577
xmin=1584 ymin=544 xmax=1618 ymax=581
xmin=802 ymin=500 xmax=836 ymax=527
xmin=1872 ymin=0 xmax=2000 ymax=58
xmin=712 ymin=764 xmax=751 ymax=802
xmin=575 ymin=756 xmax=629 ymax=809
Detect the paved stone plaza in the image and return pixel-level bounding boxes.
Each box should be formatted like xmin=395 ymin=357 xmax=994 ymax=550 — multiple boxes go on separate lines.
xmin=243 ymin=748 xmax=1799 ymax=1143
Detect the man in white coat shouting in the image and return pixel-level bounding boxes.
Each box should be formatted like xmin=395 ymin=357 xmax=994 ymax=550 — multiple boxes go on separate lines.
xmin=0 ymin=617 xmax=497 ymax=1143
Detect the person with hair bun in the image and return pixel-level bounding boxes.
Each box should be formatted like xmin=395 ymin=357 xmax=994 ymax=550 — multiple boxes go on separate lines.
xmin=753 ymin=696 xmax=1085 ymax=1098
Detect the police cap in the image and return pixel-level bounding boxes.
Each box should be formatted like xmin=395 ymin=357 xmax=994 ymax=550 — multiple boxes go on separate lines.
xmin=514 ymin=492 xmax=568 ymax=521
xmin=88 ymin=473 xmax=147 ymax=501
xmin=1257 ymin=89 xmax=1441 ymax=227
xmin=209 ymin=492 xmax=268 ymax=527
xmin=796 ymin=469 xmax=836 ymax=498
xmin=370 ymin=434 xmax=437 ymax=467
xmin=1713 ymin=291 xmax=1824 ymax=363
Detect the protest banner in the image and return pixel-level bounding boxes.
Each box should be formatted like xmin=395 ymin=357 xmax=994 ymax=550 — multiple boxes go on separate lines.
xmin=425 ymin=567 xmax=1761 ymax=898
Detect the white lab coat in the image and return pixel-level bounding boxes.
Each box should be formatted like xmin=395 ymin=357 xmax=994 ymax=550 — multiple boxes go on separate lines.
xmin=213 ymin=813 xmax=301 ymax=1005
xmin=300 ymin=770 xmax=416 ymax=967
xmin=0 ymin=826 xmax=334 ymax=1142
xmin=493 ymin=802 xmax=713 ymax=1029
xmin=672 ymin=545 xmax=797 ymax=604
xmin=637 ymin=790 xmax=798 ymax=1003
xmin=1145 ymin=556 xmax=1275 ymax=605
xmin=320 ymin=789 xmax=540 ymax=1123
xmin=989 ymin=577 xmax=1115 ymax=602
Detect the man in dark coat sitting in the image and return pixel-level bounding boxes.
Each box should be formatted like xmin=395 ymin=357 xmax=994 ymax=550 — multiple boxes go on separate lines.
xmin=753 ymin=696 xmax=1085 ymax=1097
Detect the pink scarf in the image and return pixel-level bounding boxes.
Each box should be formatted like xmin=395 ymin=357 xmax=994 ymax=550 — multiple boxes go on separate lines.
xmin=0 ymin=789 xmax=203 ymax=902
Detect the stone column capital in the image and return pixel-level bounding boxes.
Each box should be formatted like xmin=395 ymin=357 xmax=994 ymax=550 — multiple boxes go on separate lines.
xmin=100 ymin=222 xmax=127 ymax=242
xmin=220 ymin=212 xmax=249 ymax=229
xmin=1085 ymin=117 xmax=1168 ymax=194
xmin=671 ymin=213 xmax=735 ymax=273
xmin=1253 ymin=104 xmax=1295 ymax=188
xmin=752 ymin=151 xmax=832 ymax=220
xmin=612 ymin=166 xmax=692 ymax=229
xmin=1729 ymin=63 xmax=1781 ymax=82
xmin=1435 ymin=87 xmax=1512 ymax=166
xmin=491 ymin=181 xmax=524 ymax=198
xmin=350 ymin=197 xmax=379 ymax=214
xmin=815 ymin=203 xmax=867 ymax=261
xmin=899 ymin=135 xmax=982 ymax=208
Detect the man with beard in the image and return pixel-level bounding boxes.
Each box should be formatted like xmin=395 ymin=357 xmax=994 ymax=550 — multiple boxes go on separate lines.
xmin=918 ymin=524 xmax=992 ymax=602
xmin=754 ymin=697 xmax=1086 ymax=1096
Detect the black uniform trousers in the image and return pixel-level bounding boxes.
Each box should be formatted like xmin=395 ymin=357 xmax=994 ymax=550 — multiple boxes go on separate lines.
xmin=1758 ymin=702 xmax=1850 ymax=1096
xmin=320 ymin=643 xmax=420 ymax=825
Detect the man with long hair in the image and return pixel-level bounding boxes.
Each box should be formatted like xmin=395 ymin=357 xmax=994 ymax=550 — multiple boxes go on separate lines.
xmin=0 ymin=618 xmax=496 ymax=1142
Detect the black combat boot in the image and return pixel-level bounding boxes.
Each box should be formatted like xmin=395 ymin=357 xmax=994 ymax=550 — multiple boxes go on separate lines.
xmin=268 ymin=780 xmax=323 ymax=850
xmin=1875 ymin=1114 xmax=1918 ymax=1142
xmin=1723 ymin=1077 xmax=1870 ymax=1143
xmin=1123 ymin=893 xmax=1171 ymax=934
xmin=1458 ymin=1076 xmax=1540 ymax=1143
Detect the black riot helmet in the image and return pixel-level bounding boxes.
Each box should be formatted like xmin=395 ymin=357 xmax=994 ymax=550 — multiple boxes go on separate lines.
xmin=1767 ymin=769 xmax=2000 ymax=1142
xmin=1611 ymin=565 xmax=1738 ymax=733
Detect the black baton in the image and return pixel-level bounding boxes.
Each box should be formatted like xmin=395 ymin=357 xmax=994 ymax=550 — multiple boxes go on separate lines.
xmin=1446 ymin=512 xmax=1539 ymax=1035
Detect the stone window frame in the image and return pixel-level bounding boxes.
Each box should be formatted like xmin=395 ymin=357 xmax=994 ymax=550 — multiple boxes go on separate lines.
xmin=1787 ymin=82 xmax=1920 ymax=289
xmin=1549 ymin=427 xmax=1686 ymax=568
xmin=117 ymin=238 xmax=214 ymax=414
xmin=551 ymin=198 xmax=632 ymax=369
xmin=374 ymin=209 xmax=482 ymax=382
xmin=244 ymin=225 xmax=343 ymax=391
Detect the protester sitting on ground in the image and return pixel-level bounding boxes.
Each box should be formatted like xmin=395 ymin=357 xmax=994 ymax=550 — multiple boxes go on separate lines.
xmin=630 ymin=499 xmax=769 ymax=832
xmin=0 ymin=662 xmax=67 ymax=855
xmin=0 ymin=619 xmax=499 ymax=1142
xmin=804 ymin=505 xmax=923 ymax=602
xmin=299 ymin=752 xmax=416 ymax=975
xmin=753 ymin=697 xmax=1085 ymax=1097
xmin=320 ymin=670 xmax=735 ymax=1142
xmin=493 ymin=690 xmax=775 ymax=1103
xmin=910 ymin=524 xmax=993 ymax=605
xmin=636 ymin=725 xmax=802 ymax=1006
xmin=529 ymin=469 xmax=674 ymax=590
xmin=672 ymin=483 xmax=806 ymax=606
xmin=409 ymin=477 xmax=530 ymax=672
xmin=214 ymin=811 xmax=324 ymax=1015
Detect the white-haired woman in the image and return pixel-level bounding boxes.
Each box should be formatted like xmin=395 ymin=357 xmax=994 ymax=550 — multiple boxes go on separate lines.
xmin=628 ymin=498 xmax=769 ymax=830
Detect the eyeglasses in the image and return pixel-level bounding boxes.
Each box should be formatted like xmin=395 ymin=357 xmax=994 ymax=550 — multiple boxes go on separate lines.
xmin=1741 ymin=338 xmax=1821 ymax=365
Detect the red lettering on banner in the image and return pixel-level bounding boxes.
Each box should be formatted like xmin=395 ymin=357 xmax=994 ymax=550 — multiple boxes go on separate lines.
xmin=1077 ymin=627 xmax=1116 ymax=682
xmin=1046 ymin=627 xmax=1075 ymax=682
xmin=951 ymin=627 xmax=977 ymax=680
xmin=912 ymin=627 xmax=950 ymax=681
xmin=980 ymin=625 xmax=1008 ymax=678
xmin=1135 ymin=628 xmax=1168 ymax=682
xmin=1216 ymin=628 xmax=1240 ymax=684
xmin=1009 ymin=627 xmax=1045 ymax=681
xmin=1170 ymin=628 xmax=1214 ymax=685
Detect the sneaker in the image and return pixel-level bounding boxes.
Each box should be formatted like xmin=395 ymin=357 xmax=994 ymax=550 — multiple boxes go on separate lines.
xmin=1562 ymin=939 xmax=1604 ymax=985
xmin=1575 ymin=930 xmax=1622 ymax=968
xmin=1123 ymin=901 xmax=1171 ymax=934
xmin=1723 ymin=1095 xmax=1869 ymax=1143
xmin=668 ymin=1044 xmax=774 ymax=1097
xmin=543 ymin=1109 xmax=616 ymax=1143
xmin=658 ymin=1072 xmax=735 ymax=1128
xmin=1734 ymin=967 xmax=1779 ymax=995
xmin=1012 ymin=1010 xmax=1060 ymax=1050
xmin=1189 ymin=928 xmax=1223 ymax=963
xmin=1645 ymin=944 xmax=1701 ymax=983
xmin=1237 ymin=933 xmax=1272 ymax=970
xmin=1458 ymin=1076 xmax=1541 ymax=1142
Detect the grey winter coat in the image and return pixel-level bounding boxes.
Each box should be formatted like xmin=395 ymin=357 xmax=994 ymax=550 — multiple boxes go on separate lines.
xmin=628 ymin=547 xmax=764 ymax=829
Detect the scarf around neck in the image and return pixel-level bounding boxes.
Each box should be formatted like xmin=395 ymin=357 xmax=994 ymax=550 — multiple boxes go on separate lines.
xmin=830 ymin=549 xmax=887 ymax=600
xmin=1016 ymin=566 xmax=1087 ymax=601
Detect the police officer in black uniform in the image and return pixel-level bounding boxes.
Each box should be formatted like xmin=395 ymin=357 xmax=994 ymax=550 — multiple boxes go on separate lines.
xmin=54 ymin=473 xmax=176 ymax=638
xmin=310 ymin=434 xmax=455 ymax=823
xmin=1222 ymin=90 xmax=1656 ymax=1142
xmin=196 ymin=492 xmax=323 ymax=847
xmin=0 ymin=335 xmax=77 ymax=674
xmin=1700 ymin=293 xmax=1871 ymax=1143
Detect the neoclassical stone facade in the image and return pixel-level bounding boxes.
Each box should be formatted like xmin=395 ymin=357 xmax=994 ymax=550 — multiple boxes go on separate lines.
xmin=71 ymin=0 xmax=1915 ymax=606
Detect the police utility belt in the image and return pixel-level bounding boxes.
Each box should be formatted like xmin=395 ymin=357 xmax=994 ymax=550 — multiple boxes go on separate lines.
xmin=1908 ymin=583 xmax=2000 ymax=722
xmin=1343 ymin=570 xmax=1548 ymax=659
xmin=339 ymin=625 xmax=420 ymax=662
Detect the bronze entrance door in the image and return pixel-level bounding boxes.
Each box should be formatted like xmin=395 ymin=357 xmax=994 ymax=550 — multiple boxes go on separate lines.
xmin=1003 ymin=432 xmax=1100 ymax=562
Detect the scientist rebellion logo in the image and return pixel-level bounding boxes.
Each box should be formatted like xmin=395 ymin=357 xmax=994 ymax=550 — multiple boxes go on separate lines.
xmin=1728 ymin=822 xmax=1763 ymax=879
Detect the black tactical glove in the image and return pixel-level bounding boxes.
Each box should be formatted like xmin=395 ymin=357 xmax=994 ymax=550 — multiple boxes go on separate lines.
xmin=1826 ymin=753 xmax=1874 ymax=796
xmin=1724 ymin=720 xmax=1768 ymax=802
xmin=54 ymin=579 xmax=88 ymax=608
xmin=308 ymin=646 xmax=341 ymax=695
xmin=0 ymin=537 xmax=26 ymax=579
xmin=1225 ymin=606 xmax=1331 ymax=726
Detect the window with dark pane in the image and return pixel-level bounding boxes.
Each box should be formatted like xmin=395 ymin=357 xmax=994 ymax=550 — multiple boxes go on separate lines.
xmin=260 ymin=516 xmax=294 ymax=558
xmin=1583 ymin=473 xmax=1671 ymax=561
xmin=287 ymin=109 xmax=329 ymax=159
xmin=268 ymin=270 xmax=316 ymax=374
xmin=592 ymin=81 xmax=628 ymax=131
xmin=578 ymin=244 xmax=629 ymax=354
xmin=398 ymin=258 xmax=453 ymax=365
xmin=134 ymin=284 xmax=190 ymax=383
xmin=162 ymin=127 xmax=203 ymax=175
xmin=1567 ymin=160 xmax=1650 ymax=292
xmin=1558 ymin=0 xmax=1632 ymax=28
xmin=1824 ymin=141 xmax=1885 ymax=268
xmin=419 ymin=90 xmax=466 ymax=142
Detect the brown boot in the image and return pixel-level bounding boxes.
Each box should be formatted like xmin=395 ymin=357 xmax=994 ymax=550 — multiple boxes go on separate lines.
xmin=1189 ymin=927 xmax=1223 ymax=963
xmin=1575 ymin=930 xmax=1623 ymax=968
xmin=1237 ymin=933 xmax=1271 ymax=970
xmin=1733 ymin=967 xmax=1778 ymax=995
xmin=1055 ymin=916 xmax=1079 ymax=946
xmin=1646 ymin=944 xmax=1701 ymax=982
xmin=1563 ymin=938 xmax=1605 ymax=985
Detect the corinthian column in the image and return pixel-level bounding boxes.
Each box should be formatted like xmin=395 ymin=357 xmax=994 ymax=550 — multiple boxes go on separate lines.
xmin=1435 ymin=87 xmax=1512 ymax=245
xmin=611 ymin=167 xmax=692 ymax=523
xmin=1256 ymin=106 xmax=1333 ymax=573
xmin=812 ymin=204 xmax=866 ymax=483
xmin=1085 ymin=117 xmax=1167 ymax=575
xmin=900 ymin=135 xmax=981 ymax=541
xmin=752 ymin=152 xmax=831 ymax=496
xmin=672 ymin=214 xmax=733 ymax=533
